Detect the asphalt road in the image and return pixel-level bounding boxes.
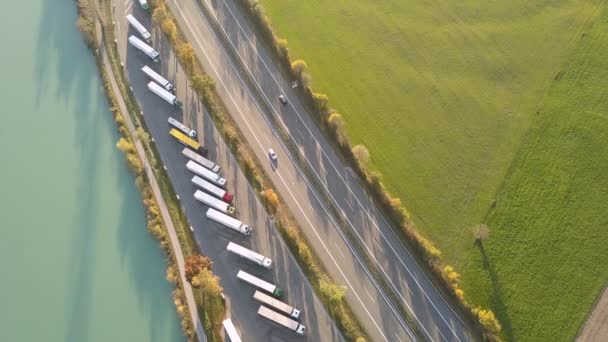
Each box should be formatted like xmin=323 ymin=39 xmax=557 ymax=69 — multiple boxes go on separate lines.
xmin=112 ymin=3 xmax=346 ymax=342
xmin=159 ymin=0 xmax=477 ymax=341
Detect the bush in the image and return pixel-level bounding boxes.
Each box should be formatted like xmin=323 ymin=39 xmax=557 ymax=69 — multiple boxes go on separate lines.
xmin=352 ymin=144 xmax=370 ymax=169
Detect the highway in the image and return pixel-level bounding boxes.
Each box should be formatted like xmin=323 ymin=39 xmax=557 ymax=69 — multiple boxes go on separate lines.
xmin=160 ymin=0 xmax=477 ymax=341
xmin=113 ymin=2 xmax=346 ymax=341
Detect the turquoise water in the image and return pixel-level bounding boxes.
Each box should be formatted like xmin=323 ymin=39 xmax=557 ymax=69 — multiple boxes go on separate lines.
xmin=0 ymin=1 xmax=183 ymax=341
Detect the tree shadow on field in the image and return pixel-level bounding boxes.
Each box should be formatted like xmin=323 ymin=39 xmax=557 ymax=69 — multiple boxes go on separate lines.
xmin=477 ymin=241 xmax=514 ymax=341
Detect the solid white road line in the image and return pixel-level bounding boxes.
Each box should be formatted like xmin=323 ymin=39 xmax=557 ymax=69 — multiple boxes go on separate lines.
xmin=170 ymin=2 xmax=396 ymax=340
xmin=213 ymin=0 xmax=468 ymax=339
xmin=201 ymin=1 xmax=442 ymax=340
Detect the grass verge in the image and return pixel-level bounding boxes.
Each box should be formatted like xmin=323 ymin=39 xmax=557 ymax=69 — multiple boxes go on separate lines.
xmin=76 ymin=0 xmax=226 ymax=340
xmin=151 ymin=0 xmax=369 ymax=340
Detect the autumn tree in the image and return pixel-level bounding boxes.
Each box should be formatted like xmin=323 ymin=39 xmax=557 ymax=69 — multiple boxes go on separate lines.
xmin=152 ymin=4 xmax=168 ymax=24
xmin=161 ymin=18 xmax=177 ymax=43
xmin=185 ymin=254 xmax=213 ymax=282
xmin=291 ymin=59 xmax=307 ymax=76
xmin=191 ymin=73 xmax=215 ymax=93
xmin=263 ymin=189 xmax=279 ymax=214
xmin=177 ymin=43 xmax=195 ymax=74
xmin=320 ymin=280 xmax=346 ymax=305
xmin=352 ymin=144 xmax=370 ymax=168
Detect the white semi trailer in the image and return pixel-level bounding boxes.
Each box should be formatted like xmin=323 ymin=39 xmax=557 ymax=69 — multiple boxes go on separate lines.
xmin=192 ymin=176 xmax=234 ymax=203
xmin=194 ymin=190 xmax=235 ymax=215
xmin=142 ymin=65 xmax=174 ymax=93
xmin=237 ymin=270 xmax=282 ymax=298
xmin=253 ymin=291 xmax=300 ymax=319
xmin=148 ymin=82 xmax=182 ymax=108
xmin=186 ymin=160 xmax=226 ymax=187
xmin=181 ymin=147 xmax=220 ymax=173
xmin=206 ymin=208 xmax=251 ymax=235
xmin=138 ymin=0 xmax=149 ymax=10
xmin=222 ymin=319 xmax=242 ymax=342
xmin=168 ymin=117 xmax=196 ymax=138
xmin=126 ymin=14 xmax=151 ymax=43
xmin=257 ymin=305 xmax=305 ymax=335
xmin=226 ymin=242 xmax=272 ymax=268
xmin=128 ymin=35 xmax=158 ymax=62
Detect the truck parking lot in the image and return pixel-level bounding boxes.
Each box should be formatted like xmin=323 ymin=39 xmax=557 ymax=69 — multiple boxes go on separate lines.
xmin=115 ymin=5 xmax=344 ymax=341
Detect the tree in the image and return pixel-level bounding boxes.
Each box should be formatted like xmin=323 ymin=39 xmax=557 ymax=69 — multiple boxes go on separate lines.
xmin=161 ymin=18 xmax=177 ymax=43
xmin=291 ymin=59 xmax=307 ymax=76
xmin=185 ymin=254 xmax=213 ymax=282
xmin=313 ymin=92 xmax=329 ymax=113
xmin=116 ymin=137 xmax=135 ymax=154
xmin=320 ymin=280 xmax=346 ymax=305
xmin=473 ymin=224 xmax=490 ymax=242
xmin=328 ymin=112 xmax=347 ymax=145
xmin=352 ymin=144 xmax=370 ymax=168
xmin=263 ymin=189 xmax=279 ymax=214
xmin=177 ymin=43 xmax=195 ymax=74
xmin=191 ymin=73 xmax=215 ymax=93
xmin=152 ymin=4 xmax=168 ymax=24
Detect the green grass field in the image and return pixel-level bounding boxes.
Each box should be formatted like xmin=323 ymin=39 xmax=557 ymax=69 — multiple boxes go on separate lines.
xmin=257 ymin=0 xmax=608 ymax=340
xmin=462 ymin=8 xmax=608 ymax=340
xmin=259 ymin=0 xmax=600 ymax=263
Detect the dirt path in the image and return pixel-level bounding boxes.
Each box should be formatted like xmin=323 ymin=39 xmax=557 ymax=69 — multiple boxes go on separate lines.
xmin=577 ymin=286 xmax=608 ymax=341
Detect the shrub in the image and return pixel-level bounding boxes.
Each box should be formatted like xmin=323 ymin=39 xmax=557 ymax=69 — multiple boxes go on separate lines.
xmin=291 ymin=59 xmax=308 ymax=76
xmin=263 ymin=189 xmax=279 ymax=214
xmin=161 ymin=18 xmax=177 ymax=43
xmin=352 ymin=144 xmax=370 ymax=169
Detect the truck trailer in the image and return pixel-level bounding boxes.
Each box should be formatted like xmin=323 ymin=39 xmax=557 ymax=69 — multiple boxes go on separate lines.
xmin=194 ymin=190 xmax=235 ymax=215
xmin=253 ymin=291 xmax=300 ymax=319
xmin=168 ymin=117 xmax=196 ymax=138
xmin=126 ymin=14 xmax=151 ymax=43
xmin=186 ymin=160 xmax=226 ymax=187
xmin=206 ymin=208 xmax=251 ymax=235
xmin=192 ymin=176 xmax=233 ymax=203
xmin=142 ymin=65 xmax=174 ymax=93
xmin=138 ymin=0 xmax=149 ymax=10
xmin=236 ymin=270 xmax=282 ymax=298
xmin=148 ymin=82 xmax=182 ymax=108
xmin=257 ymin=305 xmax=305 ymax=335
xmin=128 ymin=35 xmax=158 ymax=62
xmin=226 ymin=242 xmax=272 ymax=268
xmin=181 ymin=147 xmax=220 ymax=173
xmin=222 ymin=319 xmax=242 ymax=342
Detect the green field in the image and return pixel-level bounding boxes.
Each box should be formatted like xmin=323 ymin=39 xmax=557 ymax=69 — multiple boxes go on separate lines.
xmin=462 ymin=8 xmax=608 ymax=340
xmin=257 ymin=0 xmax=608 ymax=340
xmin=259 ymin=0 xmax=600 ymax=262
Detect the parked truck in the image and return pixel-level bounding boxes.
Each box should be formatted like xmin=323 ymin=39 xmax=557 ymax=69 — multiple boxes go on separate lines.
xmin=126 ymin=14 xmax=151 ymax=43
xmin=222 ymin=319 xmax=242 ymax=342
xmin=148 ymin=82 xmax=182 ymax=108
xmin=206 ymin=208 xmax=251 ymax=235
xmin=138 ymin=0 xmax=149 ymax=10
xmin=142 ymin=65 xmax=174 ymax=93
xmin=194 ymin=190 xmax=235 ymax=215
xmin=168 ymin=117 xmax=196 ymax=138
xmin=192 ymin=176 xmax=233 ymax=203
xmin=236 ymin=270 xmax=282 ymax=298
xmin=227 ymin=242 xmax=271 ymax=268
xmin=186 ymin=160 xmax=226 ymax=187
xmin=128 ymin=35 xmax=158 ymax=62
xmin=253 ymin=291 xmax=300 ymax=319
xmin=181 ymin=147 xmax=220 ymax=173
xmin=257 ymin=305 xmax=305 ymax=335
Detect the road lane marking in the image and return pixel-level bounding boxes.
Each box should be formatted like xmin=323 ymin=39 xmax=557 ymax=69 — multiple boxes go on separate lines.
xmin=335 ymin=244 xmax=345 ymax=259
xmin=195 ymin=1 xmax=434 ymax=340
xmin=211 ymin=0 xmax=468 ymax=339
xmin=125 ymin=1 xmax=133 ymax=14
xmin=364 ymin=287 xmax=375 ymax=303
xmin=170 ymin=2 xmax=394 ymax=340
